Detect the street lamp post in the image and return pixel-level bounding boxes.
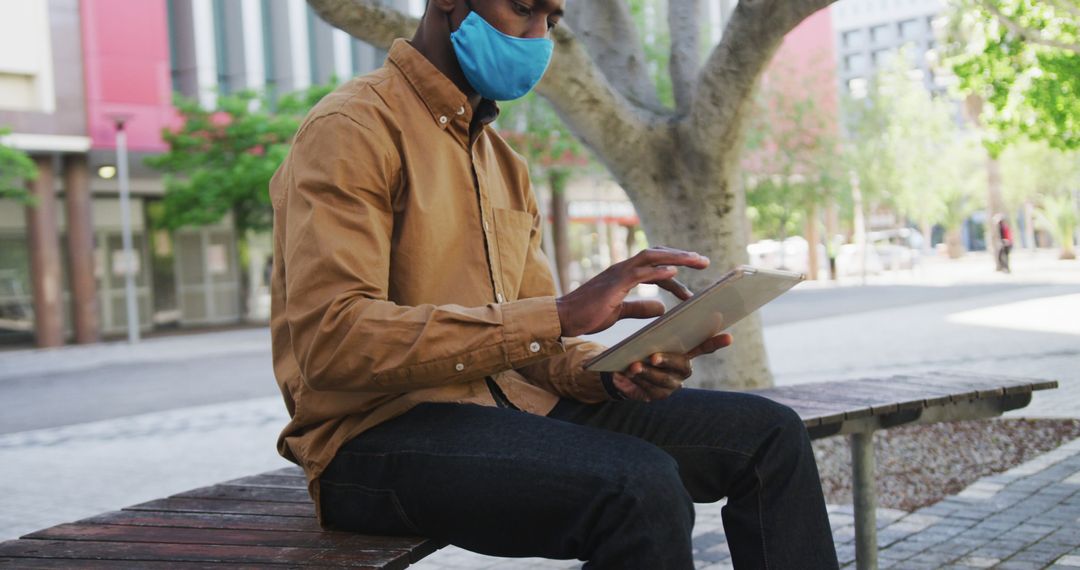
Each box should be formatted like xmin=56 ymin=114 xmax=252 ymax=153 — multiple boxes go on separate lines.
xmin=111 ymin=115 xmax=140 ymax=343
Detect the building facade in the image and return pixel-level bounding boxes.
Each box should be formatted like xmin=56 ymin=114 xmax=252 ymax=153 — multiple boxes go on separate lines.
xmin=831 ymin=0 xmax=948 ymax=99
xmin=0 ymin=0 xmax=410 ymax=347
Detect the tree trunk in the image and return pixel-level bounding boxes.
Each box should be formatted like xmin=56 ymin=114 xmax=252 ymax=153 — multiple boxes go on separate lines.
xmin=1024 ymin=201 xmax=1036 ymax=250
xmin=945 ymin=227 xmax=966 ymax=259
xmin=233 ymin=220 xmax=251 ymax=322
xmin=851 ymin=171 xmax=869 ymax=285
xmin=825 ymin=199 xmax=839 ymax=280
xmin=920 ymin=218 xmax=933 ymax=255
xmin=805 ymin=202 xmax=820 ymax=280
xmin=621 ymin=139 xmax=773 ymax=390
xmin=548 ymin=171 xmax=572 ymax=295
xmin=985 ymin=153 xmax=1006 ymax=266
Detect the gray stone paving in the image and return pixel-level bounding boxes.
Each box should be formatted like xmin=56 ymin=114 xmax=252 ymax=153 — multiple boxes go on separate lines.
xmin=1 ymin=251 xmax=1078 ymax=568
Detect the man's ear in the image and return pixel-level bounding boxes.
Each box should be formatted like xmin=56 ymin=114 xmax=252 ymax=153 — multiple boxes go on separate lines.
xmin=430 ymin=0 xmax=457 ymax=16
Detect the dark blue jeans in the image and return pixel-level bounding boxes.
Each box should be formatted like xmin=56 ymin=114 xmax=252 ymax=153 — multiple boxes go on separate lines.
xmin=319 ymin=388 xmax=839 ymax=569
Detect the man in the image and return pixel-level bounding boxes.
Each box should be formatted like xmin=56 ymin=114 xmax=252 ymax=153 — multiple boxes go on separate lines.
xmin=993 ymin=213 xmax=1013 ymax=273
xmin=268 ymin=0 xmax=839 ymax=567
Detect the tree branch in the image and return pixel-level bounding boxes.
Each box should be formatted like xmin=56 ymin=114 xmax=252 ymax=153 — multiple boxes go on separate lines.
xmin=980 ymin=0 xmax=1080 ymax=55
xmin=537 ymin=25 xmax=659 ymax=178
xmin=668 ymin=0 xmax=702 ymax=115
xmin=307 ymin=0 xmax=419 ymax=50
xmin=564 ymin=0 xmax=664 ymax=111
xmin=689 ymin=0 xmax=836 ymax=151
xmin=1048 ymin=0 xmax=1080 ymax=23
xmin=306 ymin=0 xmax=656 ymax=180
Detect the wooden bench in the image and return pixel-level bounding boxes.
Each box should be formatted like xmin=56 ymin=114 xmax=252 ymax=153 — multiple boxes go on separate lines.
xmin=0 ymin=371 xmax=1056 ymax=569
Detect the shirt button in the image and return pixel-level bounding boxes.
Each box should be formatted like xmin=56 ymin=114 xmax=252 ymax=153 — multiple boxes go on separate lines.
xmin=529 ymin=342 xmax=541 ymax=353
xmin=496 ymin=293 xmax=505 ymax=303
xmin=439 ymin=115 xmax=448 ymax=125
xmin=457 ymin=106 xmax=466 ymax=115
xmin=483 ymin=220 xmax=490 ymax=232
xmin=455 ymin=362 xmax=465 ymax=372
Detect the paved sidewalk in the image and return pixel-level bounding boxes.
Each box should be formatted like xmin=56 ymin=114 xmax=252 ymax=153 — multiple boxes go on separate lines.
xmin=409 ymin=436 xmax=1080 ymax=569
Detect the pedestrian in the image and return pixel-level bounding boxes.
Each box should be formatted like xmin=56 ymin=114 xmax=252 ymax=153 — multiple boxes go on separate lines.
xmin=994 ymin=213 xmax=1013 ymax=273
xmin=267 ymin=1 xmax=838 ymax=568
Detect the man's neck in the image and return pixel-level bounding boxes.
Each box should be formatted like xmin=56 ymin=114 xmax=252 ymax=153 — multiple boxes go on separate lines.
xmin=410 ymin=19 xmax=483 ymax=114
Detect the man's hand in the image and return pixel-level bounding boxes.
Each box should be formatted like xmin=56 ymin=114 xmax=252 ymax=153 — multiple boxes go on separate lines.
xmin=556 ymin=246 xmax=708 ymax=338
xmin=612 ymin=333 xmax=734 ymax=402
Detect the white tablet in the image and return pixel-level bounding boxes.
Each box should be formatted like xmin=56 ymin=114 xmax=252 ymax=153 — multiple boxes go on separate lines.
xmin=584 ymin=265 xmax=804 ymax=373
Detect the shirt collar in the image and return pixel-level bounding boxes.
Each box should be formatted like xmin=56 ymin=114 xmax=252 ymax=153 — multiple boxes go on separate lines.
xmin=387 ymin=39 xmax=500 ymax=131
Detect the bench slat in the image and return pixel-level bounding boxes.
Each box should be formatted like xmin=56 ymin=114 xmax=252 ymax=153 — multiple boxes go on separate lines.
xmin=860 ymin=377 xmax=976 ymax=404
xmin=0 ymin=539 xmax=404 ymax=568
xmin=751 ymin=388 xmax=875 ymax=420
xmin=835 ymin=379 xmax=954 ymax=408
xmin=747 ymin=396 xmax=845 ymax=426
xmin=922 ymin=371 xmax=1048 ymax=396
xmin=78 ymin=510 xmax=325 ymax=533
xmin=782 ymin=388 xmax=901 ymax=416
xmin=221 ymin=474 xmax=308 ymax=489
xmin=912 ymin=372 xmax=1022 ymax=396
xmin=887 ymin=375 xmax=1001 ymax=401
xmin=126 ymin=498 xmax=315 ymax=518
xmin=174 ymin=485 xmax=312 ymax=504
xmin=808 ymin=382 xmax=925 ymax=412
xmin=23 ymin=523 xmax=405 ymax=550
xmin=70 ymin=512 xmax=442 ymax=563
xmin=264 ymin=466 xmax=306 ymax=478
xmin=0 ymin=558 xmax=274 ymax=568
xmin=927 ymin=370 xmax=1057 ymax=392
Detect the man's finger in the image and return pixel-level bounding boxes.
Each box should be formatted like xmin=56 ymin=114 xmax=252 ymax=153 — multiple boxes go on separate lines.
xmin=634 ymin=248 xmax=710 ymax=271
xmin=687 ymin=333 xmax=734 ymax=359
xmin=648 ymin=352 xmax=692 ymax=377
xmin=613 ymin=374 xmax=650 ymax=401
xmin=627 ymin=362 xmax=682 ymax=392
xmin=619 ymin=299 xmax=666 ymax=320
xmin=655 ymin=278 xmax=693 ymax=301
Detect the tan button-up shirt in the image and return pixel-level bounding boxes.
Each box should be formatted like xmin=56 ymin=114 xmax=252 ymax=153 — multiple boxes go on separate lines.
xmin=269 ymin=39 xmax=610 ymax=526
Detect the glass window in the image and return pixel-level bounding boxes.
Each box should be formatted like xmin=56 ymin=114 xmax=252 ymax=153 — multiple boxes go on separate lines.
xmin=261 ymin=0 xmax=277 ymax=99
xmin=870 ymin=24 xmax=890 ymax=44
xmin=212 ymin=0 xmax=232 ymax=95
xmin=843 ymin=29 xmax=864 ymax=49
xmin=872 ymin=49 xmax=893 ymax=67
xmin=900 ymin=19 xmax=921 ymax=39
xmin=847 ymin=77 xmax=868 ymax=100
xmin=845 ymin=53 xmax=866 ymax=72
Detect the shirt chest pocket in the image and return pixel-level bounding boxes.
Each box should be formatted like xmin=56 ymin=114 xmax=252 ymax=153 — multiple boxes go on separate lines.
xmin=492 ymin=207 xmax=534 ymax=301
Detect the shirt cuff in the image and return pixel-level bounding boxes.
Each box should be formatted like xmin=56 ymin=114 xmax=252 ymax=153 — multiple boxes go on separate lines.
xmin=502 ymin=296 xmax=564 ymax=366
xmin=600 ymin=371 xmax=629 ymax=401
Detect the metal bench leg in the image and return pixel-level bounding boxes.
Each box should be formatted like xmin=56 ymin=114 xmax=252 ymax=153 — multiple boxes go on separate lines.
xmin=850 ymin=431 xmax=878 ymax=570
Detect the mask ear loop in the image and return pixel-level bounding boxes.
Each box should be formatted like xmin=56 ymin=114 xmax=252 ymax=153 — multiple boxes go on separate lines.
xmin=448 ymin=0 xmax=474 ymax=34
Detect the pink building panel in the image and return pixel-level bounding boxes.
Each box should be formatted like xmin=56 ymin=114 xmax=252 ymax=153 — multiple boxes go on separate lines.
xmin=81 ymin=0 xmax=175 ymax=152
xmin=772 ymin=7 xmax=840 ymax=124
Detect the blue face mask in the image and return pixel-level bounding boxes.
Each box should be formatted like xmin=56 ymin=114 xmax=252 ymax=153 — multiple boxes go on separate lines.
xmin=449 ymin=4 xmax=554 ymax=101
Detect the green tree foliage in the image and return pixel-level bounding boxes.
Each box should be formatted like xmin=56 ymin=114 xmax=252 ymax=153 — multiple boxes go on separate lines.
xmin=146 ymin=85 xmax=334 ymax=235
xmin=1036 ymin=192 xmax=1077 ymax=259
xmin=999 ymin=140 xmax=1080 ymax=257
xmin=947 ymin=0 xmax=1080 ymax=152
xmin=845 ymin=52 xmax=985 ymax=238
xmin=0 ymin=128 xmax=37 ymax=205
xmin=742 ymin=56 xmax=842 ymax=242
